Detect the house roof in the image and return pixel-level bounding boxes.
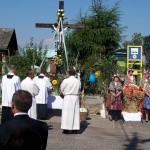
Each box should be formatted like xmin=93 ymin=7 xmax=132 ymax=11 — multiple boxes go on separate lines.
xmin=0 ymin=28 xmax=18 ymax=53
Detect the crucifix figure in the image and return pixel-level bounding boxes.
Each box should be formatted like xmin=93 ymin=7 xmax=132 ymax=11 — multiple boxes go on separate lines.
xmin=35 ymin=1 xmax=85 ymax=73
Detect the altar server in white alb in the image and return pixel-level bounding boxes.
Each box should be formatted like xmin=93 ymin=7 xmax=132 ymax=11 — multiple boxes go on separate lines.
xmin=60 ymin=68 xmax=81 ymax=134
xmin=33 ymin=69 xmax=52 ymax=119
xmin=1 ymin=65 xmax=21 ymax=124
xmin=21 ymin=69 xmax=39 ymax=119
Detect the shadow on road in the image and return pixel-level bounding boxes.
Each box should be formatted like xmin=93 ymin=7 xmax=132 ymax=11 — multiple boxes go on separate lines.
xmin=48 ymin=125 xmax=53 ymax=130
xmin=117 ymin=120 xmax=150 ymax=150
xmin=123 ymin=132 xmax=150 ymax=150
xmin=78 ymin=120 xmax=90 ymax=134
xmin=47 ymin=109 xmax=62 ymax=120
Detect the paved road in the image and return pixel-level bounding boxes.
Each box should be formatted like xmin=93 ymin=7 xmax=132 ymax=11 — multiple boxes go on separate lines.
xmin=0 ymin=110 xmax=150 ymax=150
xmin=1 ymin=98 xmax=150 ymax=150
xmin=46 ymin=115 xmax=150 ymax=150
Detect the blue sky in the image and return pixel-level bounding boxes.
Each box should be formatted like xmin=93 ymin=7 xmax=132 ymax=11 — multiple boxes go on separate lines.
xmin=0 ymin=0 xmax=150 ymax=48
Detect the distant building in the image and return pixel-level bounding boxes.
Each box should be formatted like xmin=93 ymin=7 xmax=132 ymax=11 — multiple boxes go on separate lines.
xmin=0 ymin=28 xmax=18 ymax=74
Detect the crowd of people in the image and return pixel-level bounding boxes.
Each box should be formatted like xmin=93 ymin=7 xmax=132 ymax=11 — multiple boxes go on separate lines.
xmin=1 ymin=64 xmax=150 ymax=149
xmin=1 ymin=65 xmax=52 ymax=123
xmin=0 ymin=65 xmax=81 ymax=149
xmin=107 ymin=68 xmax=150 ymax=122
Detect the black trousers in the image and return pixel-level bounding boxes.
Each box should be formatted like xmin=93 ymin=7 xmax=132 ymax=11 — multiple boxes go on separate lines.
xmin=1 ymin=106 xmax=13 ymax=124
xmin=37 ymin=104 xmax=47 ymax=120
xmin=109 ymin=110 xmax=121 ymax=119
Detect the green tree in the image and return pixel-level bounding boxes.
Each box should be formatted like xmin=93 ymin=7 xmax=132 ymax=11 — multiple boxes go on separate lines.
xmin=65 ymin=0 xmax=125 ymax=94
xmin=66 ymin=0 xmax=125 ymax=61
xmin=143 ymin=35 xmax=150 ymax=68
xmin=131 ymin=32 xmax=143 ymax=45
xmin=8 ymin=38 xmax=47 ymax=79
xmin=122 ymin=32 xmax=143 ymax=48
xmin=122 ymin=40 xmax=132 ymax=48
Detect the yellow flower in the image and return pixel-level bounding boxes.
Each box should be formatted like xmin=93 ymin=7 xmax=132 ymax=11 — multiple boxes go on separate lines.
xmin=52 ymin=80 xmax=58 ymax=85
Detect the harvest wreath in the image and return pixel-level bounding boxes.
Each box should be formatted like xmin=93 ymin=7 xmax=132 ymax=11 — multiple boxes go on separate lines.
xmin=122 ymin=84 xmax=144 ymax=113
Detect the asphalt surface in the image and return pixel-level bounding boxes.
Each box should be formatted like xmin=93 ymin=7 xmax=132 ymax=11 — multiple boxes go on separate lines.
xmin=1 ymin=95 xmax=150 ymax=150
xmin=0 ymin=109 xmax=150 ymax=150
xmin=45 ymin=114 xmax=150 ymax=150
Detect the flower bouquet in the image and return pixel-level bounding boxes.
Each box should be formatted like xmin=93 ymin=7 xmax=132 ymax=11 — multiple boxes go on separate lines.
xmin=50 ymin=73 xmax=67 ymax=95
xmin=122 ymin=84 xmax=144 ymax=113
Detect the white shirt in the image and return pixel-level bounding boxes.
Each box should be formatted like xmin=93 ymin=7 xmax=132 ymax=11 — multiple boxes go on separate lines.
xmin=60 ymin=76 xmax=81 ymax=96
xmin=33 ymin=74 xmax=52 ymax=104
xmin=21 ymin=77 xmax=39 ymax=97
xmin=14 ymin=112 xmax=28 ymax=116
xmin=1 ymin=73 xmax=21 ymax=107
xmin=21 ymin=77 xmax=39 ymax=119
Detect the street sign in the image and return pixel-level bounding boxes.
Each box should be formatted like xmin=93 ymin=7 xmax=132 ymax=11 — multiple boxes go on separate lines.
xmin=128 ymin=47 xmax=142 ymax=60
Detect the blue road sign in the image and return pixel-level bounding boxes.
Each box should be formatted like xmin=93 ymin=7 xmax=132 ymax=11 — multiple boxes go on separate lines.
xmin=128 ymin=47 xmax=141 ymax=60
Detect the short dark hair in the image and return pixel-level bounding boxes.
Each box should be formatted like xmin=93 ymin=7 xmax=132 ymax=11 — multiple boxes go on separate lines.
xmin=68 ymin=68 xmax=75 ymax=76
xmin=10 ymin=65 xmax=16 ymax=70
xmin=12 ymin=90 xmax=32 ymax=112
xmin=26 ymin=69 xmax=33 ymax=77
xmin=41 ymin=69 xmax=46 ymax=75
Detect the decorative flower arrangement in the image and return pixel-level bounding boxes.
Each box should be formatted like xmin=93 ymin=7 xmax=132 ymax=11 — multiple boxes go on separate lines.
xmin=122 ymin=84 xmax=145 ymax=113
xmin=123 ymin=84 xmax=144 ymax=101
xmin=80 ymin=92 xmax=89 ymax=120
xmin=80 ymin=108 xmax=88 ymax=113
xmin=50 ymin=73 xmax=67 ymax=95
xmin=53 ymin=55 xmax=62 ymax=67
xmin=52 ymin=79 xmax=58 ymax=85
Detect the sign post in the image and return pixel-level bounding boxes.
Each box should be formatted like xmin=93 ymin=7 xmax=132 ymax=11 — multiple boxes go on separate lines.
xmin=127 ymin=45 xmax=143 ymax=79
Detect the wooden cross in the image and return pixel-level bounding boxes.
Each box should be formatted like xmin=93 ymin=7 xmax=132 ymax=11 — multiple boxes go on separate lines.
xmin=35 ymin=1 xmax=85 ymax=73
xmin=36 ymin=1 xmax=85 ymax=51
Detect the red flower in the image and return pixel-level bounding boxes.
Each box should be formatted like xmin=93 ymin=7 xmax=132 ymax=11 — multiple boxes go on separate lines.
xmin=138 ymin=86 xmax=143 ymax=91
xmin=129 ymin=89 xmax=133 ymax=95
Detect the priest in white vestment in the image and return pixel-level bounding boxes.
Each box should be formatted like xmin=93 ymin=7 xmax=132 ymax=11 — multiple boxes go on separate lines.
xmin=33 ymin=69 xmax=52 ymax=119
xmin=1 ymin=65 xmax=21 ymax=124
xmin=60 ymin=68 xmax=81 ymax=134
xmin=21 ymin=69 xmax=39 ymax=119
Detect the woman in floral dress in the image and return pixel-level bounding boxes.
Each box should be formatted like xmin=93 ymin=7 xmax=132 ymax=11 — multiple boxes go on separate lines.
xmin=108 ymin=74 xmax=123 ymax=121
xmin=143 ymin=77 xmax=150 ymax=122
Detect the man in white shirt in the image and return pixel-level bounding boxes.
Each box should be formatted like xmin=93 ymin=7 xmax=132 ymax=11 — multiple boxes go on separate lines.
xmin=1 ymin=65 xmax=21 ymax=124
xmin=60 ymin=68 xmax=81 ymax=134
xmin=21 ymin=69 xmax=39 ymax=119
xmin=33 ymin=69 xmax=52 ymax=119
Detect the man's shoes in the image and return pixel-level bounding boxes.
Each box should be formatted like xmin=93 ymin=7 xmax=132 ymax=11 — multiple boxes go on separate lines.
xmin=62 ymin=130 xmax=69 ymax=134
xmin=72 ymin=130 xmax=77 ymax=134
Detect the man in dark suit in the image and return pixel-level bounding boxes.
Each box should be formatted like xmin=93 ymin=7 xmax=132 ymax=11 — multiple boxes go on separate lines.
xmin=0 ymin=90 xmax=48 ymax=150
